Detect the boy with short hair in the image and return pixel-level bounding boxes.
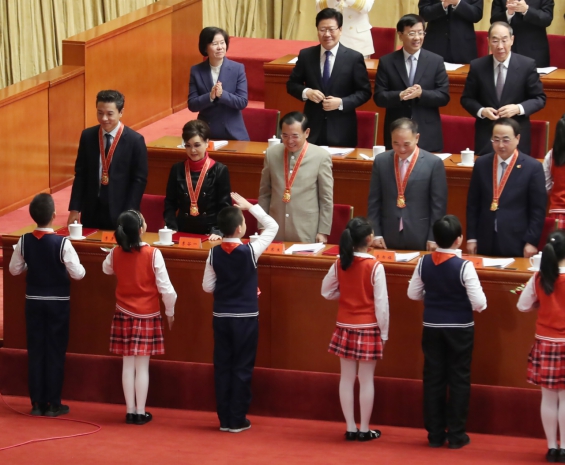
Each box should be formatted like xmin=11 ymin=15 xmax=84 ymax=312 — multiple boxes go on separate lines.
xmin=202 ymin=192 xmax=278 ymax=433
xmin=407 ymin=215 xmax=487 ymax=449
xmin=9 ymin=193 xmax=85 ymax=416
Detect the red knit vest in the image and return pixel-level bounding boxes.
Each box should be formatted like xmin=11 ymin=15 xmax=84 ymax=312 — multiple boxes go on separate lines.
xmin=534 ymin=275 xmax=565 ymax=341
xmin=550 ymin=154 xmax=565 ymax=214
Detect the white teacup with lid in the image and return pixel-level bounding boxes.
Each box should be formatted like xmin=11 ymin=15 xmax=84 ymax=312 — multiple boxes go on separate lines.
xmin=461 ymin=148 xmax=475 ymax=166
xmin=249 ymin=233 xmax=260 ymax=243
xmin=69 ymin=220 xmax=83 ymax=239
xmin=158 ymin=226 xmax=173 ymax=244
xmin=530 ymin=252 xmax=542 ymax=270
xmin=373 ymin=146 xmax=386 ymax=157
xmin=268 ymin=135 xmax=281 ymax=147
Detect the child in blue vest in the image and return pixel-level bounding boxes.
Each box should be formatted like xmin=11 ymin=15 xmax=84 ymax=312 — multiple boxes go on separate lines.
xmin=9 ymin=193 xmax=85 ymax=416
xmin=407 ymin=215 xmax=486 ymax=449
xmin=202 ymin=193 xmax=278 ymax=433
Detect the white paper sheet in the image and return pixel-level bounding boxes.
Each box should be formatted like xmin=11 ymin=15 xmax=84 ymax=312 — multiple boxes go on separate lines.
xmin=324 ymin=147 xmax=355 ymax=157
xmin=288 ymin=57 xmax=298 ymax=64
xmin=537 ymin=67 xmax=557 ymax=75
xmin=444 ymin=62 xmax=465 ymax=71
xmin=396 ymin=252 xmax=420 ymax=262
xmin=482 ymin=258 xmax=515 ymax=268
xmin=434 ymin=153 xmax=452 ymax=160
xmin=284 ymin=243 xmax=326 ymax=255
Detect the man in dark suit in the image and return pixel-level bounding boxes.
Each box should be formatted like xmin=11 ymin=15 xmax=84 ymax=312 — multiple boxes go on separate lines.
xmin=460 ymin=21 xmax=546 ymax=156
xmin=67 ymin=90 xmax=148 ymax=229
xmin=491 ymin=0 xmax=554 ymax=67
xmin=466 ymin=118 xmax=546 ymax=258
xmin=286 ymin=8 xmax=371 ymax=147
xmin=368 ymin=118 xmax=448 ymax=252
xmin=374 ymin=14 xmax=450 ymax=153
xmin=419 ymin=0 xmax=484 ymax=64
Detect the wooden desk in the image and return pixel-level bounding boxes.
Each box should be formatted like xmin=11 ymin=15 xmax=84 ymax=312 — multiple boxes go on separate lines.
xmin=264 ymin=54 xmax=565 ymax=146
xmin=146 ymin=137 xmax=473 ymax=236
xmin=2 ymin=229 xmax=537 ymax=389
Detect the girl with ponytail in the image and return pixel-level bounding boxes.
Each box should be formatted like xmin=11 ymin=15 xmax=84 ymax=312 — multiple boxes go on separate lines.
xmin=103 ymin=210 xmax=177 ymax=426
xmin=518 ymin=230 xmax=565 ymax=461
xmin=321 ymin=217 xmax=390 ymax=442
xmin=544 ymin=116 xmax=565 ymax=228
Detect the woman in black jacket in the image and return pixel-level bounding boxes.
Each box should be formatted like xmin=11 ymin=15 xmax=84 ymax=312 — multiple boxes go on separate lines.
xmin=164 ymin=120 xmax=231 ymax=239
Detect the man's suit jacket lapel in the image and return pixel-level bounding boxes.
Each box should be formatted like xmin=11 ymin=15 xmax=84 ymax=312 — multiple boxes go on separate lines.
xmin=327 ymin=45 xmax=347 ymax=94
xmin=500 ymin=151 xmax=525 ymax=202
xmin=392 ymin=50 xmax=410 ymax=89
xmin=405 ymin=149 xmax=425 ymax=195
xmin=500 ymin=54 xmax=520 ymax=105
xmin=413 ymin=50 xmax=430 ymax=86
xmin=483 ymin=56 xmax=500 ymax=106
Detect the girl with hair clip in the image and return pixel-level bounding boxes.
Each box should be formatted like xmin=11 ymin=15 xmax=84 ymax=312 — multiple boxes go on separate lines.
xmin=518 ymin=230 xmax=565 ymax=462
xmin=544 ymin=116 xmax=565 ymax=228
xmin=103 ymin=210 xmax=177 ymax=425
xmin=321 ymin=217 xmax=389 ymax=441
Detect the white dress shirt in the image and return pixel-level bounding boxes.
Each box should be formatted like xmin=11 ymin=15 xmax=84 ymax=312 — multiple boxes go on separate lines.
xmin=302 ymin=42 xmax=344 ymax=111
xmin=402 ymin=48 xmax=421 ymax=79
xmin=543 ymin=150 xmax=553 ymax=192
xmin=99 ymin=122 xmax=122 ymax=182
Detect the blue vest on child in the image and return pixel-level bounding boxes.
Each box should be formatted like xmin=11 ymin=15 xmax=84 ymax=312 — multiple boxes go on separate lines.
xmin=22 ymin=233 xmax=70 ymax=299
xmin=420 ymin=254 xmax=473 ymax=328
xmin=211 ymin=244 xmax=259 ymax=317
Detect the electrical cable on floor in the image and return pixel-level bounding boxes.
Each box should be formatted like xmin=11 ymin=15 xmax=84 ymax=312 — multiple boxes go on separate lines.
xmin=0 ymin=392 xmax=102 ymax=451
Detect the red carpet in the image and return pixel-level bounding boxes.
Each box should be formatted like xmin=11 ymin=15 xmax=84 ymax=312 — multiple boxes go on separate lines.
xmin=0 ymin=394 xmax=550 ymax=465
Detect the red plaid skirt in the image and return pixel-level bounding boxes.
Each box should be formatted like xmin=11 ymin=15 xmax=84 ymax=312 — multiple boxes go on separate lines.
xmin=328 ymin=326 xmax=383 ymax=360
xmin=109 ymin=310 xmax=165 ymax=356
xmin=527 ymin=339 xmax=565 ymax=389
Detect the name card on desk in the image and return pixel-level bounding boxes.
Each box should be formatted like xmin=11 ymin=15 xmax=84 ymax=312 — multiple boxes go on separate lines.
xmin=372 ymin=250 xmax=396 ymax=262
xmin=464 ymin=255 xmax=483 ymax=268
xmin=101 ymin=231 xmax=116 ymax=243
xmin=179 ymin=237 xmax=202 ymax=249
xmin=264 ymin=243 xmax=285 ymax=254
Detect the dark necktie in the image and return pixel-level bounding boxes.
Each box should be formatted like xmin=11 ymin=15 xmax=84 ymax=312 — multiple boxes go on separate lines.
xmin=104 ymin=133 xmax=112 ymax=157
xmin=322 ymin=50 xmax=331 ymax=88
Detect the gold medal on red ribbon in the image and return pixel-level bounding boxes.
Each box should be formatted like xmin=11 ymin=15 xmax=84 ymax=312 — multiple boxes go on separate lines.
xmin=283 ymin=142 xmax=308 ymax=203
xmin=185 ymin=157 xmax=211 ymax=217
xmin=394 ymin=147 xmax=419 ymax=209
xmin=491 ymin=150 xmax=518 ymax=213
xmin=99 ymin=123 xmax=124 ymax=186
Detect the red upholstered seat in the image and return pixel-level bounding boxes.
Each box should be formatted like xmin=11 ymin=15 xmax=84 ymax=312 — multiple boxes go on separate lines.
xmin=476 ymin=30 xmax=489 ymax=58
xmin=328 ymin=204 xmax=354 ymax=245
xmin=370 ymin=27 xmax=396 ymax=59
xmin=356 ymin=110 xmax=378 ymax=148
xmin=539 ymin=217 xmax=558 ymax=249
xmin=140 ymin=194 xmax=165 ymax=233
xmin=530 ymin=120 xmax=549 ymax=159
xmin=242 ymin=198 xmax=258 ymax=239
xmin=549 ymin=34 xmax=565 ymax=69
xmin=440 ymin=114 xmax=476 ymax=154
xmin=242 ymin=108 xmax=280 ymax=142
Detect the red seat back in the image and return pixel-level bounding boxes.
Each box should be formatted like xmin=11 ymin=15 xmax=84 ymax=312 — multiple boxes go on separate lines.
xmin=548 ymin=34 xmax=565 ymax=69
xmin=242 ymin=108 xmax=280 ymax=142
xmin=328 ymin=204 xmax=354 ymax=245
xmin=356 ymin=111 xmax=378 ymax=148
xmin=440 ymin=114 xmax=476 ymax=153
xmin=370 ymin=27 xmax=396 ymax=60
xmin=530 ymin=120 xmax=549 ymax=159
xmin=140 ymin=194 xmax=165 ymax=233
xmin=476 ymin=31 xmax=489 ymax=58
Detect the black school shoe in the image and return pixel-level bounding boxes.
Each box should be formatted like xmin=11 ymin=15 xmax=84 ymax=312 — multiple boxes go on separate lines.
xmin=44 ymin=404 xmax=70 ymax=417
xmin=357 ymin=429 xmax=382 ymax=442
xmin=229 ymin=418 xmax=251 ymax=433
xmin=448 ymin=434 xmax=471 ymax=449
xmin=135 ymin=412 xmax=153 ymax=425
xmin=429 ymin=439 xmax=446 ymax=448
xmin=126 ymin=413 xmax=136 ymax=424
xmin=546 ymin=448 xmax=559 ymax=462
xmin=345 ymin=430 xmax=358 ymax=441
xmin=30 ymin=402 xmax=46 ymax=416
xmin=558 ymin=448 xmax=565 ymax=463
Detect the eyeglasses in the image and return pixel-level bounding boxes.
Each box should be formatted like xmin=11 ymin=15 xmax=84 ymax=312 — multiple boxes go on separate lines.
xmin=491 ymin=138 xmax=514 ymax=144
xmin=281 ymin=134 xmax=303 ymax=140
xmin=490 ymin=38 xmax=510 ymax=45
xmin=318 ymin=27 xmax=339 ymax=34
xmin=404 ymin=31 xmax=426 ymax=38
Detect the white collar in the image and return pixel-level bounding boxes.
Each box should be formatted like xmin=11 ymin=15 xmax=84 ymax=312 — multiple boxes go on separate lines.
xmin=493 ymin=52 xmax=512 ymax=70
xmin=402 ymin=48 xmax=422 ymax=61
xmin=223 ymin=238 xmax=243 ymax=244
xmin=496 ymin=152 xmax=516 ymax=165
xmin=353 ymin=252 xmax=375 ymax=259
xmin=398 ymin=147 xmax=418 ymax=164
xmin=103 ymin=121 xmax=122 ymax=137
xmin=35 ymin=227 xmax=54 ymax=232
xmin=320 ymin=42 xmax=340 ymax=58
xmin=436 ymin=247 xmax=461 ymax=255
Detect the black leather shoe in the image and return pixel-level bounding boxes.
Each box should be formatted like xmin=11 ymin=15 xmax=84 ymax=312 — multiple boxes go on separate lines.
xmin=125 ymin=413 xmax=136 ymax=424
xmin=429 ymin=439 xmax=446 ymax=448
xmin=30 ymin=403 xmax=44 ymax=416
xmin=229 ymin=419 xmax=251 ymax=433
xmin=135 ymin=412 xmax=153 ymax=425
xmin=558 ymin=448 xmax=565 ymax=463
xmin=44 ymin=404 xmax=70 ymax=417
xmin=547 ymin=448 xmax=559 ymax=462
xmin=448 ymin=434 xmax=470 ymax=449
xmin=345 ymin=430 xmax=358 ymax=441
xmin=357 ymin=429 xmax=381 ymax=442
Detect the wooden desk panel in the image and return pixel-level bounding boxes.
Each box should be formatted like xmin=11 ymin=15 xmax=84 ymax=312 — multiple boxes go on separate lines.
xmin=2 ymin=232 xmax=537 ymax=389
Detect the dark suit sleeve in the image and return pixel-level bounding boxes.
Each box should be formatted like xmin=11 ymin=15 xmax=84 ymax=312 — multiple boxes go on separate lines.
xmin=125 ymin=133 xmax=148 ymax=211
xmin=367 ymin=158 xmax=384 ymax=236
xmin=419 ymin=0 xmax=449 ymax=21
xmin=460 ymin=61 xmax=482 ymax=117
xmin=522 ymin=0 xmax=554 ymax=28
xmin=524 ymin=162 xmax=548 ymax=246
xmin=164 ymin=164 xmax=180 ymax=231
xmin=452 ymin=0 xmax=484 ymax=23
xmin=217 ymin=64 xmax=248 ymax=111
xmin=520 ymin=59 xmax=546 ymax=115
xmin=490 ymin=0 xmax=508 ymax=23
xmin=466 ymin=161 xmax=482 ymax=241
xmin=374 ymin=59 xmax=405 ymax=108
xmin=188 ymin=66 xmax=214 ymax=112
xmin=418 ymin=58 xmax=450 ymax=108
xmin=215 ymin=164 xmax=232 ymax=210
xmin=287 ymin=50 xmax=310 ymax=101
xmin=68 ymin=131 xmax=89 ymax=212
xmin=427 ymin=157 xmax=448 ymax=241
xmin=341 ymin=54 xmax=372 ymax=112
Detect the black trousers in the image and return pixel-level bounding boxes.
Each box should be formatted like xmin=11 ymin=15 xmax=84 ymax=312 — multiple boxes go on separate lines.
xmin=213 ymin=316 xmax=259 ymax=428
xmin=25 ymin=299 xmax=70 ymax=407
xmin=422 ymin=326 xmax=474 ymax=444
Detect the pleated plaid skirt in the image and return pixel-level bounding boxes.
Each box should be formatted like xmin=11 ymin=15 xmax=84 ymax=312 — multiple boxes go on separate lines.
xmin=328 ymin=326 xmax=383 ymax=361
xmin=527 ymin=339 xmax=565 ymax=389
xmin=109 ymin=310 xmax=165 ymax=356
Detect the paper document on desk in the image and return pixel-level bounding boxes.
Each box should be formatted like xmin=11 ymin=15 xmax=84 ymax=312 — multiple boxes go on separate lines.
xmin=537 ymin=67 xmax=557 ymax=75
xmin=434 ymin=153 xmax=452 ymax=161
xmin=324 ymin=147 xmax=354 ymax=158
xmin=396 ymin=252 xmax=420 ymax=262
xmin=482 ymin=258 xmax=515 ymax=268
xmin=444 ymin=62 xmax=465 ymax=71
xmin=284 ymin=243 xmax=326 ymax=255
xmin=288 ymin=57 xmax=298 ymax=64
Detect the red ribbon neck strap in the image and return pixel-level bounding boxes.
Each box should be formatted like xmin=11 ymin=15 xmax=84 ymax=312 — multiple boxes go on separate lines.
xmin=98 ymin=123 xmax=124 ymax=185
xmin=185 ymin=157 xmax=211 ymax=216
xmin=282 ymin=142 xmax=309 ymax=203
xmin=393 ymin=147 xmax=419 ymax=208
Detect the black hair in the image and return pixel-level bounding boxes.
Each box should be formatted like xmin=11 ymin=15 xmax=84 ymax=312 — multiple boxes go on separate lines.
xmin=539 ymin=230 xmax=565 ymax=295
xmin=488 ymin=21 xmax=513 ymax=38
xmin=390 ymin=117 xmax=418 ymax=135
xmin=280 ymin=111 xmax=309 ymax=132
xmin=198 ymin=27 xmax=230 ymax=57
xmin=492 ymin=117 xmax=521 ymax=137
xmin=217 ymin=206 xmax=243 ymax=237
xmin=96 ymin=90 xmax=125 ymax=112
xmin=432 ymin=215 xmax=462 ymax=249
xmin=182 ymin=120 xmax=211 ymax=143
xmin=315 ymin=8 xmax=343 ymax=28
xmin=29 ymin=193 xmax=55 ymax=227
xmin=552 ymin=116 xmax=565 ymax=167
xmin=115 ymin=210 xmax=143 ymax=253
xmin=339 ymin=217 xmax=373 ymax=271
xmin=396 ymin=14 xmax=425 ymax=33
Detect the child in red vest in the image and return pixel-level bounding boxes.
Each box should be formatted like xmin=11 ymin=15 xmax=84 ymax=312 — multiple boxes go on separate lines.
xmin=543 ymin=117 xmax=565 ymax=228
xmin=518 ymin=229 xmax=565 ymax=463
xmin=321 ymin=217 xmax=389 ymax=441
xmin=103 ymin=210 xmax=176 ymax=425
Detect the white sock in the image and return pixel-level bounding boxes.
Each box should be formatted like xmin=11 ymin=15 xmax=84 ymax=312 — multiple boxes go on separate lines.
xmin=339 ymin=358 xmax=358 ymax=432
xmin=358 ymin=361 xmax=377 ymax=433
xmin=558 ymin=390 xmax=565 ymax=448
xmin=122 ymin=356 xmax=136 ymax=414
xmin=134 ymin=356 xmax=150 ymax=415
xmin=541 ymin=387 xmax=559 ymax=449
